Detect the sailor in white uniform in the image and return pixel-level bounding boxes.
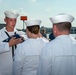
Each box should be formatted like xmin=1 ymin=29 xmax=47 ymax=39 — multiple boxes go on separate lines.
xmin=0 ymin=10 xmax=26 ymax=75
xmin=13 ymin=19 xmax=49 ymax=75
xmin=37 ymin=13 xmax=76 ymax=75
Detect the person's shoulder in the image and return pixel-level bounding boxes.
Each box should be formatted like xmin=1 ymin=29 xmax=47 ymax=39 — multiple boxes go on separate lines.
xmin=69 ymin=34 xmax=75 ymax=40
xmin=18 ymin=31 xmax=25 ymax=35
xmin=20 ymin=38 xmax=32 ymax=45
xmin=40 ymin=37 xmax=49 ymax=42
xmin=69 ymin=35 xmax=76 ymax=43
xmin=0 ymin=27 xmax=5 ymax=35
xmin=42 ymin=39 xmax=57 ymax=53
xmin=0 ymin=27 xmax=5 ymax=32
xmin=44 ymin=38 xmax=58 ymax=48
xmin=17 ymin=39 xmax=30 ymax=49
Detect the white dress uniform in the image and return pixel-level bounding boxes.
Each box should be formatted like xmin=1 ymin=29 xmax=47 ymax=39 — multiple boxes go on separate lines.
xmin=13 ymin=37 xmax=49 ymax=75
xmin=0 ymin=10 xmax=27 ymax=75
xmin=13 ymin=19 xmax=49 ymax=75
xmin=37 ymin=14 xmax=76 ymax=75
xmin=0 ymin=27 xmax=26 ymax=75
xmin=37 ymin=35 xmax=76 ymax=75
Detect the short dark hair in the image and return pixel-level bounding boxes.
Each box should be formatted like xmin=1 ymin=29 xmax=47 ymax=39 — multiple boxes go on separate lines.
xmin=27 ymin=25 xmax=40 ymax=34
xmin=53 ymin=22 xmax=71 ymax=32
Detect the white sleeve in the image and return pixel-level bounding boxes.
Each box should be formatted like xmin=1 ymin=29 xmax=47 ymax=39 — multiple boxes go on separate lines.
xmin=37 ymin=46 xmax=52 ymax=75
xmin=13 ymin=44 xmax=25 ymax=75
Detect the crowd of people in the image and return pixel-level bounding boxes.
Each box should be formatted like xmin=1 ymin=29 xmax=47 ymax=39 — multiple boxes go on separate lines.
xmin=0 ymin=10 xmax=76 ymax=75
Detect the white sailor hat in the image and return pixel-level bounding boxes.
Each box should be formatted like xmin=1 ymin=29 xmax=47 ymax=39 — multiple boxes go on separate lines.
xmin=50 ymin=13 xmax=74 ymax=24
xmin=4 ymin=10 xmax=19 ymax=18
xmin=25 ymin=20 xmax=41 ymax=27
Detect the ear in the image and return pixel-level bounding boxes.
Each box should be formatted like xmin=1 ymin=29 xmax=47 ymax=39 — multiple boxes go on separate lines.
xmin=53 ymin=25 xmax=57 ymax=33
xmin=4 ymin=18 xmax=6 ymax=22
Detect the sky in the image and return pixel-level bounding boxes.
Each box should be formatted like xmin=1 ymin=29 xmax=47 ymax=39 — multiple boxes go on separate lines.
xmin=0 ymin=0 xmax=76 ymax=29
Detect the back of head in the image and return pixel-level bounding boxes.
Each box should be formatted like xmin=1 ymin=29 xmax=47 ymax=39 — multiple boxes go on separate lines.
xmin=49 ymin=13 xmax=74 ymax=33
xmin=25 ymin=20 xmax=41 ymax=34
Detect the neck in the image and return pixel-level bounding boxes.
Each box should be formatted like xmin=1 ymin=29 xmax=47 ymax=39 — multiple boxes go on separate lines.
xmin=56 ymin=31 xmax=69 ymax=37
xmin=31 ymin=34 xmax=40 ymax=39
xmin=6 ymin=27 xmax=14 ymax=32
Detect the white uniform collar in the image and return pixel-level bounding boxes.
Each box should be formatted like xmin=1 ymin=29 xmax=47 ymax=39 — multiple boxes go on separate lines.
xmin=56 ymin=35 xmax=69 ymax=39
xmin=3 ymin=27 xmax=17 ymax=32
